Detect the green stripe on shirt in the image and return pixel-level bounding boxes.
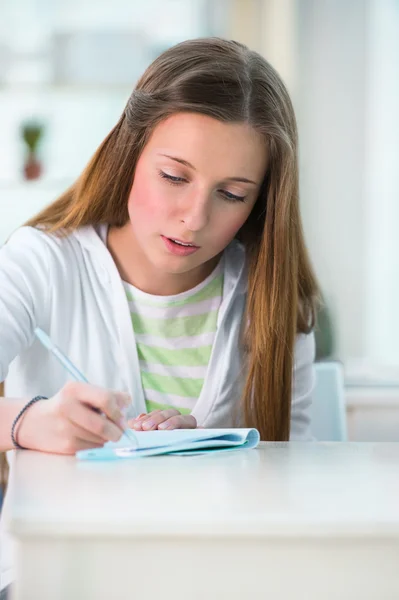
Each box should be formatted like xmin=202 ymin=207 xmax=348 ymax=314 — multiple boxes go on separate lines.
xmin=131 ymin=310 xmax=219 ymax=337
xmin=137 ymin=343 xmax=213 ymax=366
xmin=141 ymin=371 xmax=204 ymax=397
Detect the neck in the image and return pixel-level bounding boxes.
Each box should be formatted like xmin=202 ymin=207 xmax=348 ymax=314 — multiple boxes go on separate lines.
xmin=107 ymin=224 xmax=219 ymax=296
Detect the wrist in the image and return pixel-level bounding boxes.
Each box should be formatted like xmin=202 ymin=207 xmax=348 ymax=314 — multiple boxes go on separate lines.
xmin=15 ymin=397 xmax=48 ymax=450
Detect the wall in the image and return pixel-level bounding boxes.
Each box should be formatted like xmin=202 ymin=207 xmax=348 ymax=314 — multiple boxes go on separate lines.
xmin=296 ymin=0 xmax=369 ymax=362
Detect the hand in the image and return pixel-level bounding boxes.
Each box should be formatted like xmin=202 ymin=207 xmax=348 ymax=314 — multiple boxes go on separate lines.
xmin=128 ymin=409 xmax=197 ymax=431
xmin=17 ymin=382 xmax=131 ymax=455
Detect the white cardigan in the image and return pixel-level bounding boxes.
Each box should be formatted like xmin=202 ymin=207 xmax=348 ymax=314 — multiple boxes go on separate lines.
xmin=0 ymin=225 xmax=315 ymax=435
xmin=0 ymin=225 xmax=315 ymax=588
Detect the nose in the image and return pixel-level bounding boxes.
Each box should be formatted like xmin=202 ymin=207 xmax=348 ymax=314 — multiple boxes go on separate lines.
xmin=180 ymin=192 xmax=211 ymax=232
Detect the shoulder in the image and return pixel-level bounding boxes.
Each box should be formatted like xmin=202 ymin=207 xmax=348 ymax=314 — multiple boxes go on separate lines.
xmin=0 ymin=227 xmax=53 ymax=277
xmin=4 ymin=225 xmax=72 ymax=253
xmin=0 ymin=227 xmax=105 ymax=295
xmin=2 ymin=226 xmax=91 ymax=266
xmin=4 ymin=225 xmax=50 ymax=250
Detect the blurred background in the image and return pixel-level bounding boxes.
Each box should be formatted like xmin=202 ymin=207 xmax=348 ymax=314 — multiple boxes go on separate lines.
xmin=0 ymin=0 xmax=398 ymax=440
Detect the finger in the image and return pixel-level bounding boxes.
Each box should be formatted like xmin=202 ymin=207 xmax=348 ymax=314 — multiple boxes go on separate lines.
xmin=158 ymin=415 xmax=197 ymax=430
xmin=62 ymin=381 xmax=131 ymax=421
xmin=65 ymin=421 xmax=107 ymax=445
xmin=130 ymin=410 xmax=162 ymax=431
xmin=66 ymin=400 xmax=124 ymax=442
xmin=62 ymin=382 xmax=131 ymax=424
xmin=128 ymin=413 xmax=148 ymax=430
xmin=128 ymin=419 xmax=144 ymax=431
xmin=58 ymin=436 xmax=105 ymax=455
xmin=137 ymin=410 xmax=161 ymax=420
xmin=141 ymin=409 xmax=181 ymax=431
xmin=128 ymin=417 xmax=146 ymax=430
xmin=75 ymin=438 xmax=105 ymax=451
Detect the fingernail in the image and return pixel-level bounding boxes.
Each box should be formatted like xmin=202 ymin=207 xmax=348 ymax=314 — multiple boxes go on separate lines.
xmin=158 ymin=422 xmax=169 ymax=429
xmin=142 ymin=420 xmax=155 ymax=430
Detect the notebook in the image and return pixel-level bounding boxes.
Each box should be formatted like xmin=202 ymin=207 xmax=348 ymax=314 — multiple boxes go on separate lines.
xmin=76 ymin=428 xmax=260 ymax=461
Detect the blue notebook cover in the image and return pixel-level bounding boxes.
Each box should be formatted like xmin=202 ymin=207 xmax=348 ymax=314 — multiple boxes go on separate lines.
xmin=76 ymin=428 xmax=260 ymax=461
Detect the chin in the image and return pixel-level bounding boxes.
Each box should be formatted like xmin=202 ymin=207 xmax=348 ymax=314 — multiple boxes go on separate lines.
xmin=151 ymin=255 xmax=196 ymax=274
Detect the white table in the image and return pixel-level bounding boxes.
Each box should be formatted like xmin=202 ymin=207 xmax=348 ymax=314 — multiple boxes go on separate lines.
xmin=5 ymin=442 xmax=399 ymax=600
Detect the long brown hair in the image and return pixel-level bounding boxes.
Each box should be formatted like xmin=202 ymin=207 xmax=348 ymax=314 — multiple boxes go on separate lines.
xmin=27 ymin=37 xmax=319 ymax=441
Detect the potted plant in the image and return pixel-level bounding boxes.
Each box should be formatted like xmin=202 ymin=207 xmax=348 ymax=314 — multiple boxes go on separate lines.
xmin=21 ymin=120 xmax=44 ymax=180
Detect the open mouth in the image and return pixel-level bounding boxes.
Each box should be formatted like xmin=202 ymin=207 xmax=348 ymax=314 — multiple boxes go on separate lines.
xmin=161 ymin=236 xmax=200 ymax=255
xmin=168 ymin=238 xmax=198 ymax=248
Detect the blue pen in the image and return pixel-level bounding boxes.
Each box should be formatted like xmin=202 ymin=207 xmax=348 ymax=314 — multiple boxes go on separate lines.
xmin=34 ymin=327 xmax=138 ymax=448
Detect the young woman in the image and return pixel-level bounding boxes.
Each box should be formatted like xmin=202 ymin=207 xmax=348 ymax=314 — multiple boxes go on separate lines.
xmin=0 ymin=37 xmax=318 ymax=453
xmin=0 ymin=35 xmax=320 ymax=595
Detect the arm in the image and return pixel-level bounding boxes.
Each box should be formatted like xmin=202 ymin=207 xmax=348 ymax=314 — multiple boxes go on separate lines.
xmin=290 ymin=331 xmax=316 ymax=441
xmin=0 ymin=227 xmax=49 ymax=385
xmin=0 ymin=397 xmax=30 ymax=452
xmin=0 ymin=228 xmax=129 ymax=453
xmin=0 ymin=227 xmax=48 ymax=450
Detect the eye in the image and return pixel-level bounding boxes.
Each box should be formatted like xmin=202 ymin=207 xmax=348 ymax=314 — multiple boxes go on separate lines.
xmin=219 ymin=189 xmax=246 ymax=203
xmin=159 ymin=170 xmax=186 ymax=185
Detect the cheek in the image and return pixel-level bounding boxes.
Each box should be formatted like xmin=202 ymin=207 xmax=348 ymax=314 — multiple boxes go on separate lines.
xmin=213 ymin=208 xmax=253 ymax=246
xmin=127 ymin=171 xmax=165 ymax=223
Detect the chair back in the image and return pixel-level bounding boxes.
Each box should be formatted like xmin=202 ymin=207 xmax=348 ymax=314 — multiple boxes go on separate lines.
xmin=311 ymin=362 xmax=348 ymax=441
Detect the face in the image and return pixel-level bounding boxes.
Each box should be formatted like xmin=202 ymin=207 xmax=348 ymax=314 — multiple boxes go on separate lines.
xmin=125 ymin=112 xmax=268 ymax=290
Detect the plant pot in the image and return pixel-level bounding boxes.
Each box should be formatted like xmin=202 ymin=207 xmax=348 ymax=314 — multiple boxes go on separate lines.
xmin=23 ymin=152 xmax=42 ymax=180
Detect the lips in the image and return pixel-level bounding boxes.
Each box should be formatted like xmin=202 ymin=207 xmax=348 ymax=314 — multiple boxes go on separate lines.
xmin=168 ymin=237 xmax=199 ymax=248
xmin=161 ymin=235 xmax=200 ymax=256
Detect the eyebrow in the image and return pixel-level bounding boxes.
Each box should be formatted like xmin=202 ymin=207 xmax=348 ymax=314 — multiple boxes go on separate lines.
xmin=158 ymin=153 xmax=258 ymax=185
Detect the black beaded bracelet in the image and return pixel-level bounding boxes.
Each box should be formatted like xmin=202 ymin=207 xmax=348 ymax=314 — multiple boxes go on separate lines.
xmin=11 ymin=396 xmax=48 ymax=450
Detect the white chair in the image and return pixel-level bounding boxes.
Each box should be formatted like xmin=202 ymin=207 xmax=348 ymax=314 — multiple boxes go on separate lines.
xmin=310 ymin=361 xmax=348 ymax=441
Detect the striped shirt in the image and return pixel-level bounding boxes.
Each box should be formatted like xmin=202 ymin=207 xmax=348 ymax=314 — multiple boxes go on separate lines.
xmin=123 ymin=260 xmax=224 ymax=415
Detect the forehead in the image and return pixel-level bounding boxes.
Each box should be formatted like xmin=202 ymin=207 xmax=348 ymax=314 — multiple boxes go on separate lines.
xmin=144 ymin=112 xmax=268 ymax=181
